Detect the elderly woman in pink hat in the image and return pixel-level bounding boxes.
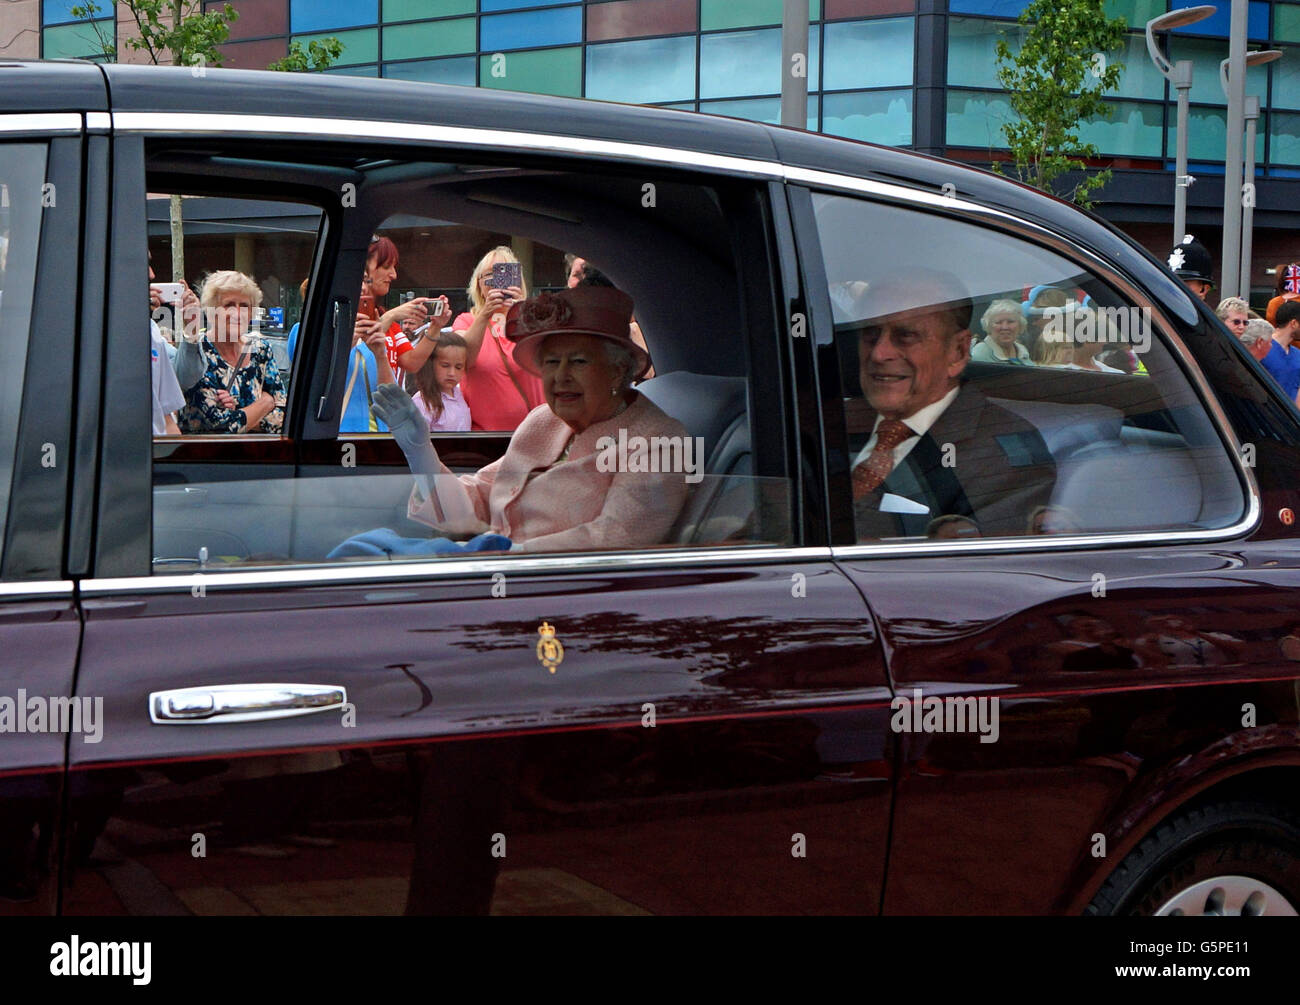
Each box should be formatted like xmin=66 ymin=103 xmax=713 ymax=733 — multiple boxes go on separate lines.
xmin=356 ymin=284 xmax=688 ymax=555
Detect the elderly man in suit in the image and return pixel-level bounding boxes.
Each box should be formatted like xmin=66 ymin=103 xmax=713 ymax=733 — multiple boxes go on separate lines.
xmin=851 ymin=272 xmax=1056 ymax=540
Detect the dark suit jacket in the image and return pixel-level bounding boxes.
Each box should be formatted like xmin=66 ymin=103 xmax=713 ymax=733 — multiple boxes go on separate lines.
xmin=853 ymin=383 xmax=1056 ymax=540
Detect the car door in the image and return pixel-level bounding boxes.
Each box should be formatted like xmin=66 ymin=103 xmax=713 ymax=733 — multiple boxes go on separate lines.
xmin=0 ymin=97 xmax=94 ymax=912
xmin=62 ymin=104 xmax=893 ymax=915
xmin=788 ymin=178 xmax=1300 ymax=914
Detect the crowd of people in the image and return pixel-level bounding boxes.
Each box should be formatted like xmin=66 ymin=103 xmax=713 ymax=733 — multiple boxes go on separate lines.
xmin=148 ymin=236 xmax=648 ymax=440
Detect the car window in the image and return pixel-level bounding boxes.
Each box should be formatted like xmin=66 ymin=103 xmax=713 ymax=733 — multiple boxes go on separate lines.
xmin=149 ymin=149 xmax=793 ymax=573
xmin=807 ymin=192 xmax=1245 ymax=542
xmin=0 ymin=143 xmax=47 ymax=570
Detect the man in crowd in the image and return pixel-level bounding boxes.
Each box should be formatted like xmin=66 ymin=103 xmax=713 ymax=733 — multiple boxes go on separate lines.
xmin=850 ymin=271 xmax=1056 ymax=539
xmin=1261 ymin=300 xmax=1300 ymax=403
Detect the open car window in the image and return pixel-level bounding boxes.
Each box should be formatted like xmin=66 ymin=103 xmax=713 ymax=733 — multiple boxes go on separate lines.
xmin=149 ymin=145 xmax=794 ymax=573
xmin=808 ymin=191 xmax=1246 ymax=543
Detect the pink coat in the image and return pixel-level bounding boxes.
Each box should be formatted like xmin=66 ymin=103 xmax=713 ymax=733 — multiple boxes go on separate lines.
xmin=409 ymin=392 xmax=690 ymax=553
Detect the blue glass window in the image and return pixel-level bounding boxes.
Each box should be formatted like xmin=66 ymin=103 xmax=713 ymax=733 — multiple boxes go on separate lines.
xmin=324 ymin=64 xmax=380 ymax=78
xmin=481 ymin=6 xmax=582 ymax=52
xmin=823 ymin=18 xmax=912 ymax=91
xmin=290 ymin=0 xmax=377 ymax=34
xmin=586 ymin=36 xmax=696 ymax=104
xmin=700 ymin=26 xmax=821 ymax=99
xmin=383 ymin=57 xmax=477 ymax=86
xmin=1166 ymin=0 xmax=1269 ymax=41
xmin=823 ymin=89 xmax=912 ymax=145
xmin=42 ymin=0 xmax=92 ymax=26
xmin=699 ymin=95 xmax=820 ymax=131
xmin=948 ymin=0 xmax=1027 ymax=17
xmin=482 ymin=0 xmax=572 ymax=9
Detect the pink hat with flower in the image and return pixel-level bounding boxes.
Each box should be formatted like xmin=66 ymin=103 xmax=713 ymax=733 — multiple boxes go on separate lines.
xmin=505 ymin=286 xmax=650 ymax=379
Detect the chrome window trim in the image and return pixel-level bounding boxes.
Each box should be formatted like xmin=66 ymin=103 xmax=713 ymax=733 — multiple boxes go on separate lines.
xmin=81 ymin=546 xmax=832 ymax=595
xmin=112 ymin=112 xmax=788 ymax=180
xmin=0 ymin=581 xmax=75 ymax=598
xmin=0 ymin=113 xmax=81 ymax=136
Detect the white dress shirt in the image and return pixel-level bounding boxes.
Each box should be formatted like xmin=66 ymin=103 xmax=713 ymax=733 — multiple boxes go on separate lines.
xmin=852 ymin=385 xmax=961 ymax=471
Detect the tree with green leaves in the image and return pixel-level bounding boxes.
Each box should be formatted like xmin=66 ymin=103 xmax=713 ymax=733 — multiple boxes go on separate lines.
xmin=993 ymin=0 xmax=1128 ymax=208
xmin=268 ymin=38 xmax=344 ymax=73
xmin=70 ymin=0 xmax=239 ymax=281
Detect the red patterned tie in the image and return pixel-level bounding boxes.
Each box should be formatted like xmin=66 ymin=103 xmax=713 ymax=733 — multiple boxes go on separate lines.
xmin=852 ymin=419 xmax=916 ymax=499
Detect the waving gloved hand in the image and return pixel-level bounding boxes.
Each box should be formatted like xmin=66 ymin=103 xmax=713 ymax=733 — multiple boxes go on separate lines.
xmin=372 ymin=382 xmax=439 ymax=480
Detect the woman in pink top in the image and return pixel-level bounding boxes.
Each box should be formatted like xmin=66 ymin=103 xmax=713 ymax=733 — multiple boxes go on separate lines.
xmin=452 ymin=246 xmax=544 ymax=431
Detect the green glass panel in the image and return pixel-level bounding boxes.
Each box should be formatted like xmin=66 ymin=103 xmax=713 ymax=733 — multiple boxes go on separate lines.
xmin=1104 ymin=33 xmax=1166 ymax=100
xmin=294 ymin=28 xmax=379 ymax=66
xmin=1167 ymin=36 xmax=1268 ymax=104
xmin=43 ymin=21 xmax=112 ymax=59
xmin=1077 ymin=99 xmax=1164 ymax=156
xmin=946 ymin=89 xmax=1012 ymax=148
xmin=479 ymin=47 xmax=582 ymax=97
xmin=383 ymin=0 xmax=475 ymax=23
xmin=1102 ymin=0 xmax=1164 ymax=27
xmin=1271 ymin=111 xmax=1300 ymax=164
xmin=701 ymin=0 xmax=820 ymax=31
xmin=1273 ymin=48 xmax=1300 ymax=109
xmin=324 ymin=64 xmax=380 ymax=77
xmin=699 ymin=95 xmax=820 ymax=130
xmin=382 ymin=17 xmax=475 ymax=60
xmin=1168 ymin=107 xmax=1266 ymax=161
xmin=1276 ymin=4 xmax=1300 ymax=43
xmin=822 ymin=88 xmax=911 ymax=144
xmin=947 ymin=19 xmax=1023 ymax=89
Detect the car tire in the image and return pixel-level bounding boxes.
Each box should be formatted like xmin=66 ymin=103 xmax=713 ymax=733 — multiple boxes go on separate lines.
xmin=1086 ymin=801 xmax=1300 ymax=916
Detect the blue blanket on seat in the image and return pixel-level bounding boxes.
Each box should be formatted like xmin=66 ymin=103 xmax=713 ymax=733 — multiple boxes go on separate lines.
xmin=327 ymin=528 xmax=513 ymax=559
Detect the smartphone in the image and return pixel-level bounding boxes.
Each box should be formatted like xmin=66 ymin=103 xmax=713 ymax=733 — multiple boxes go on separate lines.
xmin=489 ymin=262 xmax=522 ymax=291
xmin=358 ymin=291 xmax=377 ymax=320
xmin=151 ymin=282 xmax=185 ymax=303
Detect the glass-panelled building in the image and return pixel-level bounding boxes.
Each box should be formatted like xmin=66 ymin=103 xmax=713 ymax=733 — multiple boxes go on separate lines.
xmin=14 ymin=0 xmax=1300 ymax=292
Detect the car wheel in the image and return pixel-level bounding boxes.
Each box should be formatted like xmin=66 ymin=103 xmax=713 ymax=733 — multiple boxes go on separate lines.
xmin=1086 ymin=801 xmax=1300 ymax=916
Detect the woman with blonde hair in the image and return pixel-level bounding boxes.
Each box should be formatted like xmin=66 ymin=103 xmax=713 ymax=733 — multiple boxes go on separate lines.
xmin=451 ymin=245 xmax=543 ymax=431
xmin=174 ymin=270 xmax=285 ymax=433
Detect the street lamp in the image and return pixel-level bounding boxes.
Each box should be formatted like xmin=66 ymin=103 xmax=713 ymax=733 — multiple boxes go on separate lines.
xmin=1220 ymin=49 xmax=1282 ymax=299
xmin=1146 ymin=6 xmax=1216 ymax=248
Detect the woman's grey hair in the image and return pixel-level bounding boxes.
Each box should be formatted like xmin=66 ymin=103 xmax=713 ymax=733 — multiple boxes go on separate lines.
xmin=602 ymin=340 xmax=637 ymax=390
xmin=200 ymin=270 xmax=263 ymax=311
xmin=1215 ymin=296 xmax=1250 ymax=320
xmin=980 ymin=299 xmax=1026 ymax=336
xmin=1243 ymin=317 xmax=1273 ymax=345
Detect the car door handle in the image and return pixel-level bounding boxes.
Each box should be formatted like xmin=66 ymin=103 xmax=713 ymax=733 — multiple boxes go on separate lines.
xmin=149 ymin=683 xmax=347 ymax=724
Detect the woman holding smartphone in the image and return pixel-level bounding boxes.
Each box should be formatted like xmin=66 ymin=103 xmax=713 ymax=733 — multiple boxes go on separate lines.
xmin=451 ymin=245 xmax=543 ymax=431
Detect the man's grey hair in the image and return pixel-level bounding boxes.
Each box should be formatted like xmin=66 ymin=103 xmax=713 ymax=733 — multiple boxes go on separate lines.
xmin=1242 ymin=317 xmax=1273 ymax=346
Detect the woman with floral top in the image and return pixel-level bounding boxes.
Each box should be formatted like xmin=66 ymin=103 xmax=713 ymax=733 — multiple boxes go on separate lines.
xmin=174 ymin=270 xmax=286 ymax=434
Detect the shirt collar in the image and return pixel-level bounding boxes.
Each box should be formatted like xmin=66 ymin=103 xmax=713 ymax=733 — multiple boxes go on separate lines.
xmin=872 ymin=384 xmax=961 ymax=440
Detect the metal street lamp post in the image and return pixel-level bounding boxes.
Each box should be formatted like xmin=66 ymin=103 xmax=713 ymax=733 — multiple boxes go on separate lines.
xmin=780 ymin=0 xmax=809 ymax=128
xmin=1146 ymin=6 xmax=1216 ymax=249
xmin=1221 ymin=0 xmax=1249 ymax=299
xmin=1220 ymin=49 xmax=1281 ymax=299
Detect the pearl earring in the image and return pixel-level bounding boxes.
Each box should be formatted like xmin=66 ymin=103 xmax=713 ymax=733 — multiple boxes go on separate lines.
xmin=611 ymin=387 xmax=619 ymax=397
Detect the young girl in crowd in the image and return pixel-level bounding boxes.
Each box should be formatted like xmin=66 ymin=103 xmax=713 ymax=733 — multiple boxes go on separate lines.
xmin=408 ymin=331 xmax=472 ymax=432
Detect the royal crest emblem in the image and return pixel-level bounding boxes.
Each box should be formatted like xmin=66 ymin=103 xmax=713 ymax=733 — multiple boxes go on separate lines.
xmin=536 ymin=621 xmax=564 ymax=673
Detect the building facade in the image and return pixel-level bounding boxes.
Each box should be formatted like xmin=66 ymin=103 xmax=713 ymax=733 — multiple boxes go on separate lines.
xmin=4 ymin=0 xmax=1299 ymax=298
